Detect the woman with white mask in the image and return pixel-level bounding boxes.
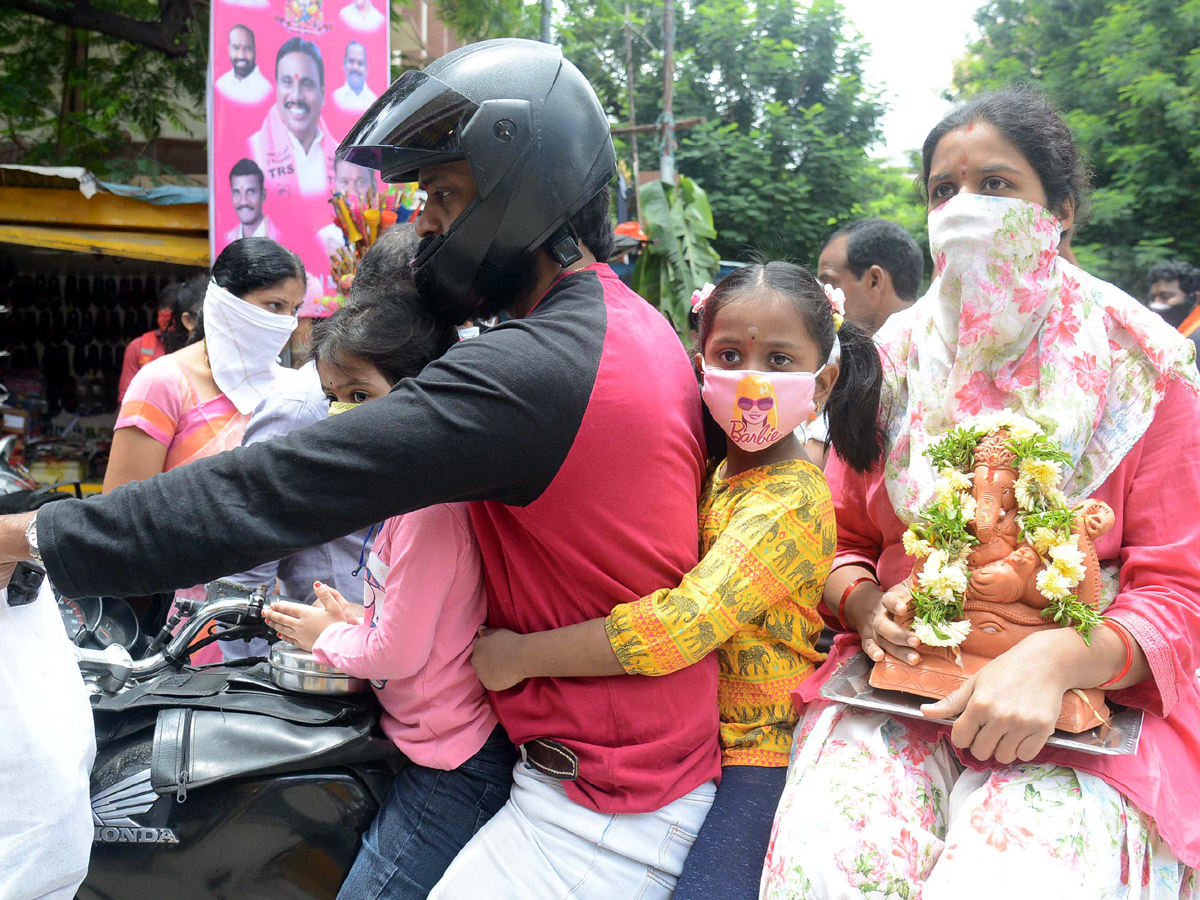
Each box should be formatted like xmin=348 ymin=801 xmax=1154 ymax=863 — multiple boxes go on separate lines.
xmin=760 ymin=87 xmax=1200 ymax=899
xmin=104 ymin=238 xmax=304 ymax=492
xmin=103 ymin=238 xmax=303 ymax=656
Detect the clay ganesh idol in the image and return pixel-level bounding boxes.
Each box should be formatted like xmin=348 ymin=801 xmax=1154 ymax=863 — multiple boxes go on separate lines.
xmin=870 ymin=422 xmax=1116 ymax=732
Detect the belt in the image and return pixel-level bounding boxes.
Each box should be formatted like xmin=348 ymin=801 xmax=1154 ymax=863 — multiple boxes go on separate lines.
xmin=519 ymin=737 xmax=579 ymax=781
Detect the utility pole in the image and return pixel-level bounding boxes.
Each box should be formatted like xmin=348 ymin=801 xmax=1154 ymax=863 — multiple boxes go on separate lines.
xmin=660 ymin=0 xmax=676 ymax=185
xmin=624 ymin=3 xmax=640 ymax=220
xmin=541 ymin=0 xmax=552 ymax=43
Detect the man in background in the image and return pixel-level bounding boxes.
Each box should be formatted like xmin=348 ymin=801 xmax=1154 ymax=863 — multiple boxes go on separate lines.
xmin=333 ymin=41 xmax=378 ymax=113
xmin=807 ymin=217 xmax=924 ymax=466
xmin=1147 ymin=260 xmax=1200 ymax=364
xmin=214 ymin=25 xmax=272 ymax=105
xmin=817 ymin=217 xmax=923 ymax=334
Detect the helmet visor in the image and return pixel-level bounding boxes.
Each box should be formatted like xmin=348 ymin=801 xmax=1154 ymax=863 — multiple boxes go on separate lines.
xmin=336 ymin=70 xmax=478 ymax=181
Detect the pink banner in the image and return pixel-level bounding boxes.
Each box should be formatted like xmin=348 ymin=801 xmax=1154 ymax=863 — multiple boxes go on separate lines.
xmin=208 ymin=0 xmax=389 ymax=293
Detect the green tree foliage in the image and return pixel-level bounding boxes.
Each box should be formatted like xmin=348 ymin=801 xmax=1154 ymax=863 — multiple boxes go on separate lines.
xmin=0 ymin=0 xmax=207 ymax=180
xmin=954 ymin=0 xmax=1200 ymax=292
xmin=631 ymin=175 xmax=720 ymax=333
xmin=427 ymin=0 xmax=539 ymax=43
xmin=560 ymin=0 xmax=887 ymax=265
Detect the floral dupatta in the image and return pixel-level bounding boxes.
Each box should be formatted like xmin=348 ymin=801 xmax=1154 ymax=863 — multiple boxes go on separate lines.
xmin=876 ymin=193 xmax=1199 ymax=525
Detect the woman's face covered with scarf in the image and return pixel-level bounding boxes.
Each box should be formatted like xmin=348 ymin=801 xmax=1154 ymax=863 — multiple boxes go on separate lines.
xmin=924 ymin=122 xmax=1075 ymax=233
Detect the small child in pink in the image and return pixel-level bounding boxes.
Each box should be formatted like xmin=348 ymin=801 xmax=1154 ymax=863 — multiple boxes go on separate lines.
xmin=263 ymin=289 xmax=514 ymax=900
xmin=313 ymin=505 xmax=495 ymax=770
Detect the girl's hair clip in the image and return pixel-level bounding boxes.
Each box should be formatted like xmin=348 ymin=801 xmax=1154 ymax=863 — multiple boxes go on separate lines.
xmin=823 ymin=283 xmax=846 ymax=332
xmin=690 ymin=282 xmax=716 ymax=314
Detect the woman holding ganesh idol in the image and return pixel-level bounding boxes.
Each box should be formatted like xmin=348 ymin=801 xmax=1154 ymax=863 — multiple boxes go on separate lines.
xmin=760 ymin=85 xmax=1200 ymax=900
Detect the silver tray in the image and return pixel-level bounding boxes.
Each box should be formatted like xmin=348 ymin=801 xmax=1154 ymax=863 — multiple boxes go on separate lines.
xmin=819 ymin=651 xmax=1143 ymax=756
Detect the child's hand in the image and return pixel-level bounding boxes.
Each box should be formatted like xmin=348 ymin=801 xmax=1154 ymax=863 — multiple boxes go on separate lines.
xmin=314 ymin=581 xmax=364 ymax=625
xmin=264 ymin=595 xmax=348 ymax=651
xmin=471 ymin=627 xmax=529 ymax=691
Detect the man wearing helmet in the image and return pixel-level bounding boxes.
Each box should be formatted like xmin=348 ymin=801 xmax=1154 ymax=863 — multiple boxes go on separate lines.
xmin=0 ymin=40 xmax=718 ymax=899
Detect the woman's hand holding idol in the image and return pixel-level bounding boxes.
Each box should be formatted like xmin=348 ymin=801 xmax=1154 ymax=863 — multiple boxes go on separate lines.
xmin=841 ymin=577 xmax=923 ymax=667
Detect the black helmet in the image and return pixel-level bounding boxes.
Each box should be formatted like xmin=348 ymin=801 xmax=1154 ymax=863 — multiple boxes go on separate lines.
xmin=337 ymin=39 xmax=617 ymax=322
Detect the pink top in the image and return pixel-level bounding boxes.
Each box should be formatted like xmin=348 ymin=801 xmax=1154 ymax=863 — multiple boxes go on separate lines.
xmin=312 ymin=503 xmax=497 ymax=770
xmin=802 ymin=378 xmax=1200 ymax=867
xmin=116 ymin=354 xmax=249 ymax=471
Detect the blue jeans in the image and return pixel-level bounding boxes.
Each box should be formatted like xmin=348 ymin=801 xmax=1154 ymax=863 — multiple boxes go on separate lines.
xmin=673 ymin=764 xmax=788 ymax=900
xmin=337 ymin=725 xmax=517 ymax=900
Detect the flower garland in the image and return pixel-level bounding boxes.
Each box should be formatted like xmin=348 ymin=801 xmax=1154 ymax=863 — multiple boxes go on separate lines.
xmin=902 ymin=411 xmax=1103 ymax=648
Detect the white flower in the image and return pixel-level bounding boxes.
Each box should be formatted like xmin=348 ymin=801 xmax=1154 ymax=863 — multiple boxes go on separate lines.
xmin=1014 ymin=475 xmax=1041 ymax=510
xmin=969 ymin=411 xmax=1040 ymax=439
xmin=1049 ymin=535 xmax=1087 ymax=584
xmin=923 ymin=548 xmax=949 ymax=573
xmin=918 ymin=554 xmax=968 ymax=603
xmin=939 ymin=467 xmax=973 ymax=492
xmin=1030 ymin=526 xmax=1059 ymax=554
xmin=1046 ymin=488 xmax=1069 ymax=509
xmin=960 ymin=494 xmax=977 ymax=523
xmin=1019 ymin=456 xmax=1062 ymax=493
xmin=912 ymin=617 xmax=972 ymax=647
xmin=1008 ymin=421 xmax=1040 ymax=441
xmin=933 ymin=476 xmax=958 ymax=504
xmin=902 ymin=528 xmax=932 ymax=559
xmin=1036 ymin=566 xmax=1073 ymax=601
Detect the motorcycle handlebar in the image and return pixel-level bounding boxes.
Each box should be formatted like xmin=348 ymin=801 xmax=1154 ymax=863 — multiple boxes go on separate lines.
xmin=129 ymin=594 xmax=270 ymax=680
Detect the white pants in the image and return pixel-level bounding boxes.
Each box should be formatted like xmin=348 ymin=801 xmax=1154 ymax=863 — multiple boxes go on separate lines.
xmin=430 ymin=763 xmax=716 ymax=900
xmin=0 ymin=580 xmax=96 ymax=900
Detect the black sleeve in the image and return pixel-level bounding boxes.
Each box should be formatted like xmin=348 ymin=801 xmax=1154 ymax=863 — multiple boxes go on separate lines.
xmin=40 ymin=291 xmax=603 ymax=598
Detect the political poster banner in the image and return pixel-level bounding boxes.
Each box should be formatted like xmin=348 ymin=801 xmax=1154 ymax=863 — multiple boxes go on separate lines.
xmin=208 ymin=0 xmax=389 ymax=294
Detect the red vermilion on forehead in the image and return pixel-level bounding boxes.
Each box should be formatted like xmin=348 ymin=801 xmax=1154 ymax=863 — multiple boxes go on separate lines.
xmin=966 ymin=122 xmax=976 ymax=132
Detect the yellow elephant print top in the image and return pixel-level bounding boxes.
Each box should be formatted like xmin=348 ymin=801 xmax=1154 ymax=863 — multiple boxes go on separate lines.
xmin=605 ymin=459 xmax=836 ymax=766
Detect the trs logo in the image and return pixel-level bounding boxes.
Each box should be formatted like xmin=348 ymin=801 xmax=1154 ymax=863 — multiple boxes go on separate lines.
xmin=91 ymin=769 xmax=179 ymax=844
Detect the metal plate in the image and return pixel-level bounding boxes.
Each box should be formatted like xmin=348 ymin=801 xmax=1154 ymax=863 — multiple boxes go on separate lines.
xmin=819 ymin=651 xmax=1143 ymax=756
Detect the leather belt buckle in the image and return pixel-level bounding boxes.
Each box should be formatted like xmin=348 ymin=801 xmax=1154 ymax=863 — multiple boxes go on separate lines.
xmin=519 ymin=737 xmax=578 ymax=781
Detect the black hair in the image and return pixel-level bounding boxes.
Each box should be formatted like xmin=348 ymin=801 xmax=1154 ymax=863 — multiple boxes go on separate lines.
xmin=920 ymin=84 xmax=1091 ymax=229
xmin=211 ymin=237 xmax=304 ymax=299
xmin=697 ymin=261 xmax=884 ymax=473
xmin=229 ymin=157 xmax=265 ymax=190
xmin=229 ymin=23 xmax=253 ymax=43
xmin=564 ymin=185 xmax=616 ymax=263
xmin=176 ymin=273 xmax=210 ymax=345
xmin=276 ymin=37 xmax=324 ymax=88
xmin=826 ymin=219 xmax=924 ymax=301
xmin=1147 ymin=260 xmax=1200 ymax=296
xmin=312 ymin=230 xmax=456 ymax=385
xmin=353 ymin=223 xmax=421 ymax=294
xmin=345 ymin=40 xmax=366 ymax=62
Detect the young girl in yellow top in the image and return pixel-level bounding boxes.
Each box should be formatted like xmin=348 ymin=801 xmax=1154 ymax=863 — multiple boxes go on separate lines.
xmin=472 ymin=261 xmax=884 ymax=899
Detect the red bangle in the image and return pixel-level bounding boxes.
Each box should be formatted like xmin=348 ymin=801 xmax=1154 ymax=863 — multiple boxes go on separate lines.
xmin=836 ymin=576 xmax=878 ymax=631
xmin=1098 ymin=619 xmax=1134 ymax=688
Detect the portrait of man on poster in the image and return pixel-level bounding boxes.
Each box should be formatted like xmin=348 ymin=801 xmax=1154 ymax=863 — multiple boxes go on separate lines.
xmin=333 ymin=41 xmax=378 ymax=113
xmin=213 ymin=24 xmax=272 ymax=105
xmin=247 ymin=38 xmax=337 ymax=199
xmin=223 ymin=159 xmax=283 ymax=244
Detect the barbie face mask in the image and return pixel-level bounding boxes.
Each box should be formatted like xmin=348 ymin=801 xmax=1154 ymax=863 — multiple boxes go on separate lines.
xmin=700 ymin=337 xmax=839 ymax=451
